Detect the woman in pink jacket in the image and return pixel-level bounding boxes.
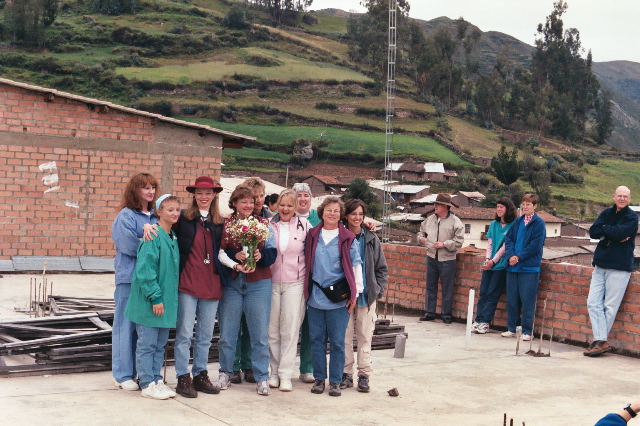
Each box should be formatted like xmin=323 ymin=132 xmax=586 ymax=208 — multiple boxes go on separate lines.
xmin=267 ymin=189 xmax=310 ymax=392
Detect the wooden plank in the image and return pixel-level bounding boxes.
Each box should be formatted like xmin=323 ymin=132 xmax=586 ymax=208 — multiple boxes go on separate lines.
xmin=0 ymin=323 xmax=82 ymax=335
xmin=88 ymin=316 xmax=112 ymax=331
xmin=0 ymin=330 xmax=111 ymax=355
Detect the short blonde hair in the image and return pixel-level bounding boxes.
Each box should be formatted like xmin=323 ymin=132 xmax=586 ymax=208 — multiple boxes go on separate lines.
xmin=278 ymin=189 xmax=298 ymax=210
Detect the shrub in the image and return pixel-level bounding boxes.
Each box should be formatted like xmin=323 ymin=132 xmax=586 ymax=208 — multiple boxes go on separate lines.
xmin=245 ymin=55 xmax=281 ymax=67
xmin=355 ymin=107 xmax=386 ymax=117
xmin=222 ymin=4 xmax=249 ymax=29
xmin=315 ymin=101 xmax=337 ymax=111
xmin=135 ymin=100 xmax=173 ymax=117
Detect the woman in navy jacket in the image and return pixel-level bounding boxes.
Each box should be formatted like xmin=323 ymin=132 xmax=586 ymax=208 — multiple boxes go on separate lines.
xmin=502 ymin=193 xmax=546 ymax=341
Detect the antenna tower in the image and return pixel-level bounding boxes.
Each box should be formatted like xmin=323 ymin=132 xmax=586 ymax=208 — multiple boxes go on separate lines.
xmin=382 ymin=0 xmax=397 ymax=243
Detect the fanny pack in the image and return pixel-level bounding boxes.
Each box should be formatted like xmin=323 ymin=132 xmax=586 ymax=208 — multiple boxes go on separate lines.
xmin=313 ymin=278 xmax=351 ymax=303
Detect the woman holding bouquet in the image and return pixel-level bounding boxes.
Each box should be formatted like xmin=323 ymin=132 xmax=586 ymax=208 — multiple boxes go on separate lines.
xmin=267 ymin=190 xmax=310 ymax=392
xmin=217 ymin=185 xmax=277 ymax=396
xmin=304 ymin=196 xmax=363 ymax=397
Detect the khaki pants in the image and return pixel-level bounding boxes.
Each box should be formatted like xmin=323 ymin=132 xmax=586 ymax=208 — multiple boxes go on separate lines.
xmin=344 ymin=300 xmax=377 ymax=377
xmin=268 ymin=281 xmax=306 ymax=380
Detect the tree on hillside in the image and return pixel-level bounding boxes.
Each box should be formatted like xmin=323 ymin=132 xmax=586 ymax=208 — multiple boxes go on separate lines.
xmin=491 ymin=145 xmax=520 ymax=186
xmin=4 ymin=0 xmax=57 ymax=48
xmin=531 ymin=1 xmax=600 ymax=141
xmin=342 ymin=178 xmax=381 ymax=218
xmin=249 ymin=0 xmax=313 ymax=27
xmin=346 ymin=0 xmax=412 ymax=80
xmin=594 ymin=89 xmax=614 ymax=145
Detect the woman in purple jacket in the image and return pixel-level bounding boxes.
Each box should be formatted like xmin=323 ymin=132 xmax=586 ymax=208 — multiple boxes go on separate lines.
xmin=304 ymin=196 xmax=363 ymax=397
xmin=267 ymin=190 xmax=310 ymax=392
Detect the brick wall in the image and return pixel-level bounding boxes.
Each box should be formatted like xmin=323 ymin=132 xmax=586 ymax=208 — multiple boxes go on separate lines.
xmin=0 ymin=82 xmax=229 ymax=259
xmin=383 ymin=243 xmax=640 ymax=355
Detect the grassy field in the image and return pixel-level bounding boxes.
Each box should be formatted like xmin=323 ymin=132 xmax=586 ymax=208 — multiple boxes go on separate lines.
xmin=552 ymin=158 xmax=640 ymax=202
xmin=117 ymin=47 xmax=371 ymax=83
xmin=185 ymin=118 xmax=471 ymax=165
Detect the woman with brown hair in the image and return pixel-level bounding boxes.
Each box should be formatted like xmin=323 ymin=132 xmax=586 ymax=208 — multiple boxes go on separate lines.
xmin=304 ymin=196 xmax=363 ymax=397
xmin=173 ymin=176 xmax=226 ymax=398
xmin=217 ymin=185 xmax=277 ymax=396
xmin=111 ymin=172 xmax=160 ymax=391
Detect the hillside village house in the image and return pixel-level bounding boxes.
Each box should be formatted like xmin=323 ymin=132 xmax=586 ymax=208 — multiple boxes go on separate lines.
xmin=368 ymin=180 xmax=430 ymax=204
xmin=300 ymin=174 xmax=349 ymax=195
xmin=384 ymin=162 xmax=446 ymax=182
xmin=450 ymin=207 xmax=565 ymax=249
xmin=452 ymin=191 xmax=486 ymax=207
xmin=0 ymin=78 xmax=254 ymax=262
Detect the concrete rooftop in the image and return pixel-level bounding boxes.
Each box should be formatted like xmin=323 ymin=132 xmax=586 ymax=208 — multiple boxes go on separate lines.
xmin=0 ymin=273 xmax=636 ymax=425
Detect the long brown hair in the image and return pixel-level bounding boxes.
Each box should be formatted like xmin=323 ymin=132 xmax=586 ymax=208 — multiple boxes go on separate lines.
xmin=183 ymin=193 xmax=224 ymax=225
xmin=119 ymin=173 xmax=160 ymax=211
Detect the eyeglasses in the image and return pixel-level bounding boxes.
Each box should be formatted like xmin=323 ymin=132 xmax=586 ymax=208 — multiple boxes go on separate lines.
xmin=325 ymin=209 xmax=341 ymax=214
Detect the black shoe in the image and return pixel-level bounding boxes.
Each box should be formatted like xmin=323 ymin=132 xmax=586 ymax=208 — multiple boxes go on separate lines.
xmin=193 ymin=371 xmax=220 ymax=395
xmin=339 ymin=373 xmax=353 ymax=389
xmin=311 ymin=379 xmax=325 ymax=394
xmin=328 ymin=382 xmax=341 ymax=397
xmin=230 ymin=371 xmax=242 ymax=384
xmin=420 ymin=314 xmax=435 ymax=321
xmin=443 ymin=317 xmax=452 ymax=324
xmin=357 ymin=375 xmax=370 ymax=393
xmin=244 ymin=368 xmax=256 ymax=383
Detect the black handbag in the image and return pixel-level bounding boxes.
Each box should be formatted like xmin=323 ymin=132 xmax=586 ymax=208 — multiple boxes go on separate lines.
xmin=313 ymin=278 xmax=351 ymax=303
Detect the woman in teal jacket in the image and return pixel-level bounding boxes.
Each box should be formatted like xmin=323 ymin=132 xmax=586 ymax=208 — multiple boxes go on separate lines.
xmin=472 ymin=197 xmax=516 ymax=334
xmin=125 ymin=194 xmax=181 ymax=400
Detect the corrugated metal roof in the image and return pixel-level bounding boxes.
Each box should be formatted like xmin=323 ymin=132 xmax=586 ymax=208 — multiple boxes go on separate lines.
xmin=423 ymin=162 xmax=445 ymax=173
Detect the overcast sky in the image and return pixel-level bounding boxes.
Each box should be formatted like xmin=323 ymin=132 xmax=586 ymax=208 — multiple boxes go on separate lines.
xmin=310 ymin=0 xmax=639 ymax=63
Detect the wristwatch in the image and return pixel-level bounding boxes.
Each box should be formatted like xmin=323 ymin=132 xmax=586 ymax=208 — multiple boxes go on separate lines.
xmin=624 ymin=404 xmax=637 ymax=418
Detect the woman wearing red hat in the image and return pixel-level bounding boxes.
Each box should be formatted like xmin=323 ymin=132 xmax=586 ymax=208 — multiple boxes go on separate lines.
xmin=168 ymin=176 xmax=227 ymax=398
xmin=171 ymin=176 xmax=227 ymax=398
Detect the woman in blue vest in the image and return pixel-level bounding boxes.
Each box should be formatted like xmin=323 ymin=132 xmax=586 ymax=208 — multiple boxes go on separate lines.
xmin=502 ymin=193 xmax=546 ymax=341
xmin=472 ymin=197 xmax=516 ymax=334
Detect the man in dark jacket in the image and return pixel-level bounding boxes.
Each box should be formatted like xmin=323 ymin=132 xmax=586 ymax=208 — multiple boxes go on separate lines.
xmin=585 ymin=186 xmax=638 ymax=357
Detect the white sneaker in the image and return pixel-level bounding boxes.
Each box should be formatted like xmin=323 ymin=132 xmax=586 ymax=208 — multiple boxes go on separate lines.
xmin=279 ymin=378 xmax=292 ymax=392
xmin=476 ymin=323 xmax=489 ymax=334
xmin=141 ymin=382 xmax=170 ymax=400
xmin=268 ymin=375 xmax=280 ymax=388
xmin=471 ymin=322 xmax=479 ymax=331
xmin=115 ymin=379 xmax=139 ymax=391
xmin=218 ymin=372 xmax=231 ymax=390
xmin=501 ymin=331 xmax=516 ymax=337
xmin=156 ymin=380 xmax=176 ymax=398
xmin=299 ymin=372 xmax=314 ymax=383
xmin=522 ymin=334 xmax=532 ymax=341
xmin=256 ymin=380 xmax=271 ymax=396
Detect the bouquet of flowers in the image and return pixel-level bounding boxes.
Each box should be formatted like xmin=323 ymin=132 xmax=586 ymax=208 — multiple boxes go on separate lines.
xmin=225 ymin=216 xmax=271 ymax=269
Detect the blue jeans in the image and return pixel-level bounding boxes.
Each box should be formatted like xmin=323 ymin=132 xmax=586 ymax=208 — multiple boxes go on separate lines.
xmin=135 ymin=324 xmax=169 ymax=389
xmin=506 ymin=272 xmax=539 ymax=335
xmin=112 ymin=283 xmax=137 ymax=383
xmin=475 ymin=269 xmax=507 ymax=324
xmin=174 ymin=292 xmax=219 ymax=378
xmin=217 ymin=274 xmax=271 ymax=382
xmin=233 ymin=315 xmax=252 ymax=371
xmin=307 ymin=305 xmax=350 ymax=384
xmin=587 ymin=266 xmax=631 ymax=341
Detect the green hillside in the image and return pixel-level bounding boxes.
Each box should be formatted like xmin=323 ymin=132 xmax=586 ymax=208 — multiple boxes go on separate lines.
xmin=1 ymin=0 xmax=639 ymax=219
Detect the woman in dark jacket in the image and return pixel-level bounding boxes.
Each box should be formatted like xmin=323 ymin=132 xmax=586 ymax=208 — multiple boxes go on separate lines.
xmin=173 ymin=176 xmax=225 ymax=398
xmin=340 ymin=199 xmax=387 ymax=393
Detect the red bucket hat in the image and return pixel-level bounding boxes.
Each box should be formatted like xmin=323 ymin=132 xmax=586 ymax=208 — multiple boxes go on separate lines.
xmin=186 ymin=176 xmax=223 ymax=193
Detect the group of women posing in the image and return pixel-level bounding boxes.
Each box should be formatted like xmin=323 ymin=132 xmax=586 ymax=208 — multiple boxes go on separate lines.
xmin=472 ymin=194 xmax=546 ymax=341
xmin=112 ymin=173 xmax=388 ymax=399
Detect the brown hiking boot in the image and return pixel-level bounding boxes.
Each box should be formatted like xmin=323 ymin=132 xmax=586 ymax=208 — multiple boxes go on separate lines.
xmin=583 ymin=341 xmax=600 ymax=356
xmin=193 ymin=371 xmax=220 ymax=395
xmin=230 ymin=370 xmax=242 ymax=384
xmin=244 ymin=368 xmax=256 ymax=383
xmin=176 ymin=374 xmax=197 ymax=398
xmin=588 ymin=341 xmax=613 ymax=357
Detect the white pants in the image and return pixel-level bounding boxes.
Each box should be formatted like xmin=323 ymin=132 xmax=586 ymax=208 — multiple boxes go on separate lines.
xmin=344 ymin=300 xmax=377 ymax=377
xmin=268 ymin=280 xmax=306 ymax=380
